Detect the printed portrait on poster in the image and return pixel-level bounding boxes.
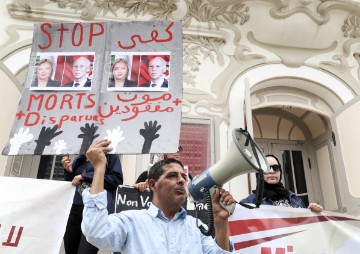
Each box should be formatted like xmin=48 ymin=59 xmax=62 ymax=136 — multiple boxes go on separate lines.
xmin=107 ymin=53 xmax=139 ymax=91
xmin=107 ymin=52 xmax=170 ymax=92
xmin=138 ymin=53 xmax=170 ymax=91
xmin=30 ymin=54 xmax=61 ymax=90
xmin=30 ymin=52 xmax=95 ymax=91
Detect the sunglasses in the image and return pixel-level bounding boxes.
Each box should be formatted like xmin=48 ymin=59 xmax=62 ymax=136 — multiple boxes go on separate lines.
xmin=269 ymin=164 xmax=281 ymax=172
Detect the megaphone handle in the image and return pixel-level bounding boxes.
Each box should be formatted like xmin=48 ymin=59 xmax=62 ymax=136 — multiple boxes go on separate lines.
xmin=209 ymin=187 xmax=236 ymax=215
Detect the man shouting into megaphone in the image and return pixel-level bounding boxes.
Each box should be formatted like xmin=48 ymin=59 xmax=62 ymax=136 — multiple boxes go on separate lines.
xmin=81 ymin=139 xmax=237 ymax=253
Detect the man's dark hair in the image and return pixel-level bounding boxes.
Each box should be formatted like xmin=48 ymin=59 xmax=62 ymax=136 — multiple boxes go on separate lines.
xmin=148 ymin=158 xmax=184 ymax=182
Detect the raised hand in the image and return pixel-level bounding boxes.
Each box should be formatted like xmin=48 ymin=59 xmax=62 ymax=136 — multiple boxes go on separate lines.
xmin=9 ymin=127 xmax=34 ymax=155
xmin=61 ymin=156 xmax=73 ymax=173
xmin=139 ymin=120 xmax=161 ymax=154
xmin=78 ymin=123 xmax=100 ymax=155
xmin=104 ymin=126 xmax=125 ymax=154
xmin=54 ymin=139 xmax=68 ymax=155
xmin=34 ymin=125 xmax=63 ymax=155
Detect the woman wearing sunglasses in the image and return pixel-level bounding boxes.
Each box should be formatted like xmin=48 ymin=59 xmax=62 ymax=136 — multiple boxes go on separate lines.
xmin=240 ymin=154 xmax=323 ymax=212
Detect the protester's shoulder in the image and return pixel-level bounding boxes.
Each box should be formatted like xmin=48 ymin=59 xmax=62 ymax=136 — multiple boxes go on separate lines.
xmin=240 ymin=193 xmax=256 ymax=204
xmin=106 ymin=154 xmax=120 ymax=162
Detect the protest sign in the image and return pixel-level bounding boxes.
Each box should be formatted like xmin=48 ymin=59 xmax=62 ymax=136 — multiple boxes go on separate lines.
xmin=229 ymin=204 xmax=360 ymax=253
xmin=115 ymin=185 xmax=210 ymax=224
xmin=0 ymin=176 xmax=75 ymax=254
xmin=2 ymin=21 xmax=183 ymax=155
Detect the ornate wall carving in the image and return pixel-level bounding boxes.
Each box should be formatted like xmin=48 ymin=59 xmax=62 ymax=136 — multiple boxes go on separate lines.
xmin=4 ymin=0 xmax=360 ymax=118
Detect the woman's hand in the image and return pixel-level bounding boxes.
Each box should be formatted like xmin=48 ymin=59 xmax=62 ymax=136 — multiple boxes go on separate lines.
xmin=308 ymin=203 xmax=323 ymax=213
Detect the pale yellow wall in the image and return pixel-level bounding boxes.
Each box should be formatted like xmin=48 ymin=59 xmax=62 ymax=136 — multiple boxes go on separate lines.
xmin=0 ymin=67 xmax=21 ymax=176
xmin=316 ymin=145 xmax=338 ymax=210
xmin=335 ymin=100 xmax=360 ymax=198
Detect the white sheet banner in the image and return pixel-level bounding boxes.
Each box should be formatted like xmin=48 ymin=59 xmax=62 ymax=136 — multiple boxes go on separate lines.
xmin=0 ymin=176 xmax=75 ymax=254
xmin=229 ymin=204 xmax=360 ymax=253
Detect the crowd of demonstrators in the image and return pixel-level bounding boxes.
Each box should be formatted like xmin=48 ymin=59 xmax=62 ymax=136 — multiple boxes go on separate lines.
xmin=240 ymin=154 xmax=323 ymax=213
xmin=62 ymin=154 xmax=123 ymax=254
xmin=61 ymin=139 xmax=324 ymax=254
xmin=81 ymin=139 xmax=236 ymax=253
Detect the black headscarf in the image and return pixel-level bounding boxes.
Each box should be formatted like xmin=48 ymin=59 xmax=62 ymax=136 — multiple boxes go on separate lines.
xmin=252 ymin=154 xmax=289 ymax=201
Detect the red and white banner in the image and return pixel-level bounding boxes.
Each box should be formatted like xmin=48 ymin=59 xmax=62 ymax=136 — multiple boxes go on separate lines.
xmin=0 ymin=176 xmax=75 ymax=254
xmin=229 ymin=204 xmax=360 ymax=253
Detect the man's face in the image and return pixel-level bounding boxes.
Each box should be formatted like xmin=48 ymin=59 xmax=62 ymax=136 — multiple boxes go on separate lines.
xmin=152 ymin=163 xmax=187 ymax=206
xmin=72 ymin=58 xmax=89 ymax=81
xmin=148 ymin=58 xmax=165 ymax=81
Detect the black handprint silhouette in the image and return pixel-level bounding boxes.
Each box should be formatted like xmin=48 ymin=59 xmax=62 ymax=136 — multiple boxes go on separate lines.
xmin=78 ymin=123 xmax=100 ymax=154
xmin=139 ymin=120 xmax=161 ymax=154
xmin=34 ymin=125 xmax=63 ymax=155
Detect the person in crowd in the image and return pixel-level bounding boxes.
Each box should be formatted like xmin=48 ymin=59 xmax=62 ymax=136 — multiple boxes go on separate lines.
xmin=134 ymin=145 xmax=185 ymax=192
xmin=62 ymin=153 xmax=123 ymax=254
xmin=240 ymin=154 xmax=323 ymax=212
xmin=139 ymin=56 xmax=168 ymax=88
xmin=63 ymin=56 xmax=92 ymax=88
xmin=108 ymin=58 xmax=138 ymax=88
xmin=31 ymin=58 xmax=61 ymax=87
xmin=81 ymin=139 xmax=236 ymax=253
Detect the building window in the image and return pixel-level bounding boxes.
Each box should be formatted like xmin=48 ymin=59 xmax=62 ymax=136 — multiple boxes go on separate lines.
xmin=37 ymin=155 xmax=64 ymax=180
xmin=180 ymin=120 xmax=212 ymax=177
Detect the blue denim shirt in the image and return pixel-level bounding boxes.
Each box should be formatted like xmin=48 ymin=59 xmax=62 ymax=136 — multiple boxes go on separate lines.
xmin=81 ymin=190 xmax=234 ymax=254
xmin=240 ymin=191 xmax=306 ymax=208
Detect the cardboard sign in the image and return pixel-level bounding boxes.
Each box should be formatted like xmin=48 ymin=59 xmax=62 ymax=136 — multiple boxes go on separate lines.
xmin=2 ymin=21 xmax=183 ymax=155
xmin=229 ymin=204 xmax=360 ymax=253
xmin=0 ymin=177 xmax=75 ymax=254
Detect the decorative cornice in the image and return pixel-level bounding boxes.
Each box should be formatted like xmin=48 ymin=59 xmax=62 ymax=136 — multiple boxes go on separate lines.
xmin=183 ymin=34 xmax=225 ymax=86
xmin=342 ymin=15 xmax=360 ymax=38
xmin=183 ymin=0 xmax=249 ymax=29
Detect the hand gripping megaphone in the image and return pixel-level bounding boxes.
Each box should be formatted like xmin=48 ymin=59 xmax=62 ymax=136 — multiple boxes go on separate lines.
xmin=186 ymin=128 xmax=269 ymax=235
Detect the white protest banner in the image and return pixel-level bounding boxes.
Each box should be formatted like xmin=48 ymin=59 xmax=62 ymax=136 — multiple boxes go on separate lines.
xmin=229 ymin=204 xmax=360 ymax=253
xmin=0 ymin=176 xmax=75 ymax=254
xmin=2 ymin=21 xmax=183 ymax=156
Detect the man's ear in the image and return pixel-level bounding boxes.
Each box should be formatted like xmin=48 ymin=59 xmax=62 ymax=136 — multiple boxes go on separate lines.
xmin=148 ymin=179 xmax=156 ymax=192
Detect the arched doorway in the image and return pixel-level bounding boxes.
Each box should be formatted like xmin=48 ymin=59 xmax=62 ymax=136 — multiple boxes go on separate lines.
xmin=228 ymin=64 xmax=354 ymax=212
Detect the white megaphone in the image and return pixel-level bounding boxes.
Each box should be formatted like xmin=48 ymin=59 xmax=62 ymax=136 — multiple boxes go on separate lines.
xmin=187 ymin=128 xmax=270 ymax=213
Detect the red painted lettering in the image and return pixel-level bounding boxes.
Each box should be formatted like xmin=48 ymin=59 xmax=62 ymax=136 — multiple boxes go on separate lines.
xmin=85 ymin=94 xmax=96 ymax=109
xmin=89 ymin=23 xmax=104 ymax=46
xmin=76 ymin=93 xmax=87 ymax=109
xmin=58 ymin=115 xmax=69 ymax=128
xmin=72 ymin=23 xmax=84 ymax=46
xmin=24 ymin=112 xmax=40 ymax=126
xmin=57 ymin=23 xmax=69 ymax=48
xmin=60 ymin=94 xmax=73 ymax=110
xmin=38 ymin=23 xmax=52 ymax=49
xmin=2 ymin=226 xmax=24 ymax=247
xmin=49 ymin=116 xmax=56 ymax=124
xmin=28 ymin=94 xmax=45 ymax=111
xmin=45 ymin=94 xmax=57 ymax=110
xmin=261 ymin=247 xmax=289 ymax=254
